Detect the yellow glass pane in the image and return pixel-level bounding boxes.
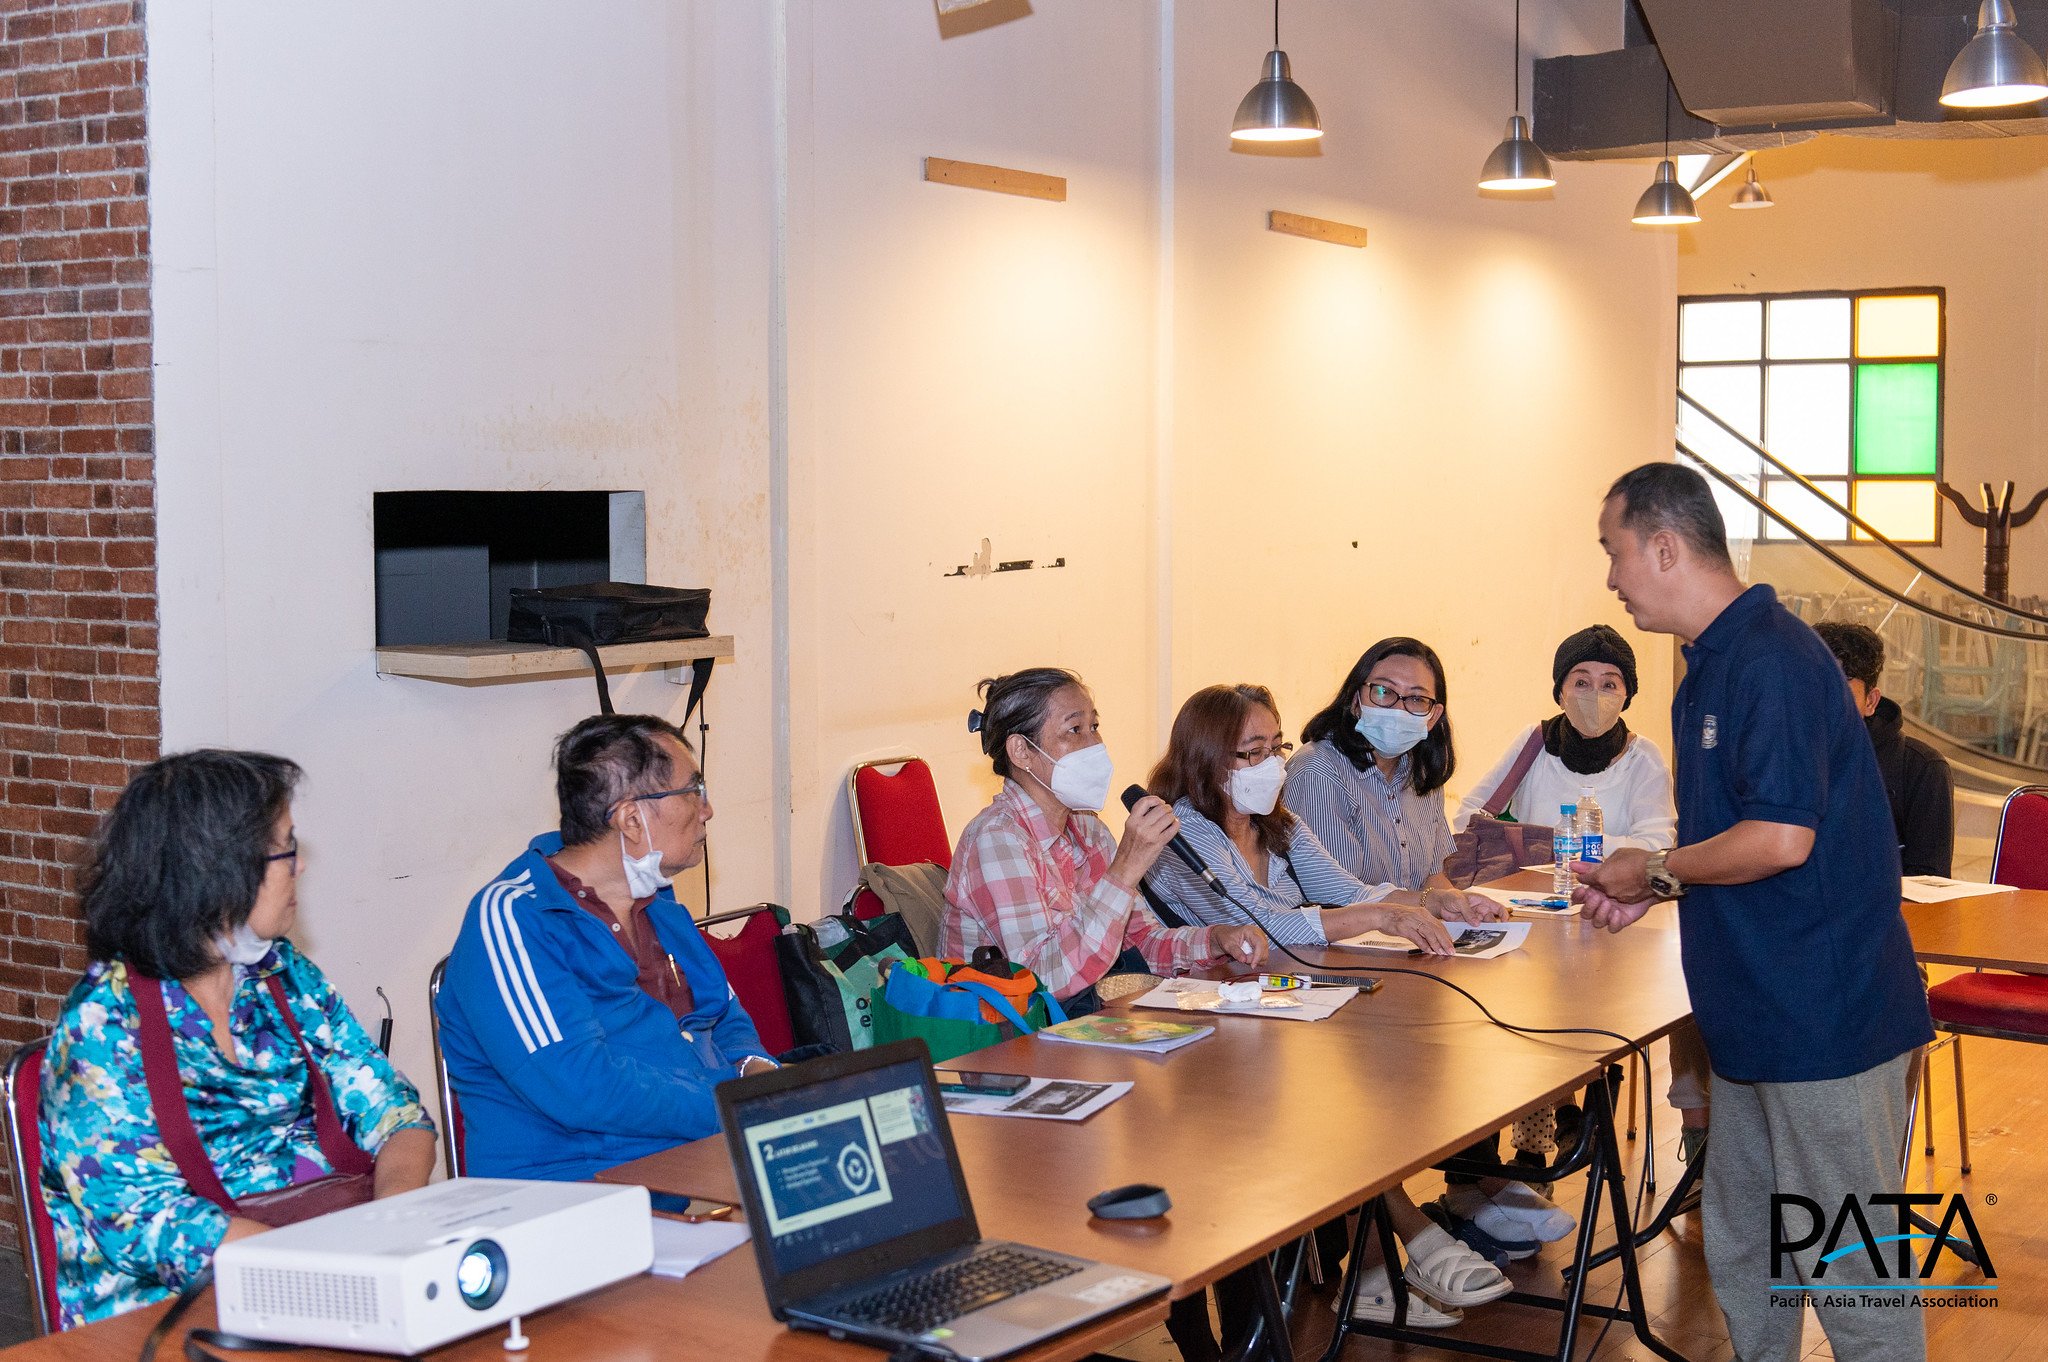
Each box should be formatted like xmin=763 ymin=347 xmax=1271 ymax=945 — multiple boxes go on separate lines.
xmin=1855 ymin=295 xmax=1940 ymax=358
xmin=1851 ymin=481 xmax=1939 ymax=544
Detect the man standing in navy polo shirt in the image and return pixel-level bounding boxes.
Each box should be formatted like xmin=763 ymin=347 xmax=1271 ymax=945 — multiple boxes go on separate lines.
xmin=1577 ymin=463 xmax=1933 ymax=1362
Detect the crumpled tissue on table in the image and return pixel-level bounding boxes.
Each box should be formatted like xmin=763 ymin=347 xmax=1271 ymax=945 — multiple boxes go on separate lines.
xmin=1172 ymin=979 xmax=1303 ymax=1011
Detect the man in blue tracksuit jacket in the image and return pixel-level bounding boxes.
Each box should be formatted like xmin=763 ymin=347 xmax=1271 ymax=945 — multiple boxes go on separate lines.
xmin=436 ymin=713 xmax=772 ymax=1181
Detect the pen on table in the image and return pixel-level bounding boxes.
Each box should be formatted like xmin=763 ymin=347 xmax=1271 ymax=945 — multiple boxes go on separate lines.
xmin=1509 ymin=897 xmax=1571 ymax=910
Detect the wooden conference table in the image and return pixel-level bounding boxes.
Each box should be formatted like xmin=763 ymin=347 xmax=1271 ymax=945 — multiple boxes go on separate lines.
xmin=1901 ymin=887 xmax=2048 ymax=975
xmin=2 ymin=888 xmax=1693 ymax=1362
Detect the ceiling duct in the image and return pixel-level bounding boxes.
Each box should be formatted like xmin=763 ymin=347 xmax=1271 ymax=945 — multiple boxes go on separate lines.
xmin=1535 ymin=0 xmax=2048 ymax=159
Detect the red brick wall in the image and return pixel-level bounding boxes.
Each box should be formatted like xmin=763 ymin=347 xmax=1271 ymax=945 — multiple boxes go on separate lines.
xmin=0 ymin=0 xmax=155 ymax=1232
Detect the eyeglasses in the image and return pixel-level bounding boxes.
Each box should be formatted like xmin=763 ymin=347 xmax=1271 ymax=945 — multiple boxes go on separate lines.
xmin=619 ymin=774 xmax=708 ymax=813
xmin=1233 ymin=741 xmax=1295 ymax=764
xmin=1364 ymin=682 xmax=1440 ymax=717
xmin=264 ymin=836 xmax=299 ymax=872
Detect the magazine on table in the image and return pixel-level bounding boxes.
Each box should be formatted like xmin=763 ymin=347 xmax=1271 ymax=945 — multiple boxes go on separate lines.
xmin=1331 ymin=920 xmax=1531 ymax=960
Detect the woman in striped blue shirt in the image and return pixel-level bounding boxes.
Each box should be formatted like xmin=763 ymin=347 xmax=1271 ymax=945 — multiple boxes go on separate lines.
xmin=1144 ymin=684 xmax=1488 ymax=949
xmin=1140 ymin=684 xmax=1515 ymax=1327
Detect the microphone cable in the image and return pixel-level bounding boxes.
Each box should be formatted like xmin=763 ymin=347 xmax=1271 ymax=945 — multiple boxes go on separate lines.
xmin=1127 ymin=788 xmax=1659 ymax=1346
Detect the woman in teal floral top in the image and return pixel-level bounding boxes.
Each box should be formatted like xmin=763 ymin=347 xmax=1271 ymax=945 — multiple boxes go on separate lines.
xmin=39 ymin=750 xmax=437 ymax=1327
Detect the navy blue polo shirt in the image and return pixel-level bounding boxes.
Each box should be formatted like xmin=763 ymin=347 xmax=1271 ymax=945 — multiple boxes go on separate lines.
xmin=1672 ymin=584 xmax=1932 ymax=1084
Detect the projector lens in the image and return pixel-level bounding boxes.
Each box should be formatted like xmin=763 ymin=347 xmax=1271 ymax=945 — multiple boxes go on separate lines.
xmin=456 ymin=1239 xmax=508 ymax=1310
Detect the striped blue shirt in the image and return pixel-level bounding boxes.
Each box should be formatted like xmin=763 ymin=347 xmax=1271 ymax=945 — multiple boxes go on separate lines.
xmin=1284 ymin=740 xmax=1457 ymax=892
xmin=1146 ymin=799 xmax=1397 ymax=945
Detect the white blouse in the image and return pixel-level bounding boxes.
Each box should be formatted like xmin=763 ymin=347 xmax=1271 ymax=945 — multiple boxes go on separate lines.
xmin=1452 ymin=724 xmax=1677 ymax=852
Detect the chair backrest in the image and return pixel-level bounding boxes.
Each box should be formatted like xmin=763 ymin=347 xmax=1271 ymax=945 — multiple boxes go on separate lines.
xmin=699 ymin=905 xmax=797 ymax=1057
xmin=849 ymin=758 xmax=952 ymax=871
xmin=1992 ymin=785 xmax=2048 ymax=891
xmin=426 ymin=959 xmax=467 ymax=1180
xmin=4 ymin=1041 xmax=61 ymax=1334
xmin=1138 ymin=877 xmax=1191 ymax=930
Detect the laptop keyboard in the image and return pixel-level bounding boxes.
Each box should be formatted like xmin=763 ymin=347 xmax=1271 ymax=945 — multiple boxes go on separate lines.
xmin=837 ymin=1247 xmax=1083 ymax=1335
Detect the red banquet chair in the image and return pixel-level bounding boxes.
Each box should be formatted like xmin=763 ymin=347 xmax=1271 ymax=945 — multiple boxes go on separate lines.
xmin=846 ymin=758 xmax=952 ymax=920
xmin=699 ymin=903 xmax=797 ymax=1057
xmin=4 ymin=1040 xmax=63 ymax=1335
xmin=1919 ymin=785 xmax=2048 ymax=1175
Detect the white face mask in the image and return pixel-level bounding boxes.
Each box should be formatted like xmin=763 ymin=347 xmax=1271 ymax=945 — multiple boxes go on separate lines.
xmin=1027 ymin=740 xmax=1115 ymax=812
xmin=1564 ymin=690 xmax=1627 ymax=739
xmin=1229 ymin=756 xmax=1287 ymax=816
xmin=1354 ymin=705 xmax=1430 ymax=757
xmin=216 ymin=920 xmax=275 ymax=967
xmin=620 ymin=804 xmax=669 ymax=898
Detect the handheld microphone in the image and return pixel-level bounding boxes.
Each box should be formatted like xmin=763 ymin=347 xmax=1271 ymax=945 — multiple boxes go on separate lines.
xmin=1120 ymin=784 xmax=1221 ymax=887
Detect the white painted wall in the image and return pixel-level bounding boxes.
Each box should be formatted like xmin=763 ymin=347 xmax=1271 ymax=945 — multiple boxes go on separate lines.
xmin=1679 ymin=134 xmax=2048 ymax=604
xmin=149 ymin=1 xmax=782 ymax=1109
xmin=149 ymin=0 xmax=1676 ymax=1130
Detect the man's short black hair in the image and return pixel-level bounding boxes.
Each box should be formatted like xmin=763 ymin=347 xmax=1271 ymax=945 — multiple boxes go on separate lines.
xmin=1605 ymin=462 xmax=1734 ymax=569
xmin=1813 ymin=621 xmax=1885 ymax=689
xmin=555 ymin=714 xmax=694 ymax=846
xmin=82 ymin=749 xmax=303 ymax=981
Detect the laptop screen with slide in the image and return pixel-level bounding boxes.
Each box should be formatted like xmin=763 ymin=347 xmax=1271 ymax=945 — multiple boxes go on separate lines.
xmin=722 ymin=1042 xmax=981 ymax=1310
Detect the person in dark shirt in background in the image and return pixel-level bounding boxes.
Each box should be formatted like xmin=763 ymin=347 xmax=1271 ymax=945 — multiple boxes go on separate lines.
xmin=1813 ymin=622 xmax=1954 ymax=878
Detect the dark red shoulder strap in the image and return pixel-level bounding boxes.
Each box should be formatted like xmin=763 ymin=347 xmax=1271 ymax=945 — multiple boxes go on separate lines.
xmin=260 ymin=974 xmax=375 ymax=1177
xmin=129 ymin=973 xmax=239 ymax=1215
xmin=129 ymin=970 xmax=375 ymax=1216
xmin=1480 ymin=728 xmax=1549 ymax=819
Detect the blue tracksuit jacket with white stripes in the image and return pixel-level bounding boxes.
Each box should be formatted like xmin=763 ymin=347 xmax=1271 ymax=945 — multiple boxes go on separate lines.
xmin=435 ymin=833 xmax=769 ymax=1181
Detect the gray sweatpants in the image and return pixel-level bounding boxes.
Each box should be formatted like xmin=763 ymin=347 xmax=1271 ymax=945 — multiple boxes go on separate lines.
xmin=1703 ymin=1049 xmax=1926 ymax=1362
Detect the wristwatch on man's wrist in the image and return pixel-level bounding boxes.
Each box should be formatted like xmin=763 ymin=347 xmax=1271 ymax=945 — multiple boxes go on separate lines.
xmin=1645 ymin=850 xmax=1686 ymax=900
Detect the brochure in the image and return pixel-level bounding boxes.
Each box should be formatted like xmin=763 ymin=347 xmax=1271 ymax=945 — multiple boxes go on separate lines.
xmin=1037 ymin=1015 xmax=1213 ymax=1054
xmin=1331 ymin=919 xmax=1531 ymax=960
xmin=1129 ymin=978 xmax=1358 ymax=1022
xmin=940 ymin=1077 xmax=1132 ymax=1122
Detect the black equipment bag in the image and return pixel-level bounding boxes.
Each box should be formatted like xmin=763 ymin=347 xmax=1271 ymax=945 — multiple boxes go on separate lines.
xmin=506 ymin=582 xmax=711 ymax=715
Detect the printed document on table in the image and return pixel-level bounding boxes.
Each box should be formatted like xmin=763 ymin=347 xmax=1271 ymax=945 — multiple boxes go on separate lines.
xmin=649 ymin=1216 xmax=751 ymax=1279
xmin=1332 ymin=920 xmax=1531 ymax=959
xmin=1468 ymin=885 xmax=1581 ymax=919
xmin=1129 ymin=978 xmax=1359 ymax=1021
xmin=940 ymin=1078 xmax=1131 ymax=1122
xmin=1902 ymin=875 xmax=2018 ymax=904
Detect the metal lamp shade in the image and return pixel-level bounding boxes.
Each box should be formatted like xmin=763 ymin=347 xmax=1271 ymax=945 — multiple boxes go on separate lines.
xmin=1729 ymin=168 xmax=1774 ymax=209
xmin=1632 ymin=160 xmax=1700 ymax=225
xmin=1941 ymin=0 xmax=2048 ymax=107
xmin=1478 ymin=115 xmax=1555 ymax=189
xmin=1231 ymin=50 xmax=1322 ymax=141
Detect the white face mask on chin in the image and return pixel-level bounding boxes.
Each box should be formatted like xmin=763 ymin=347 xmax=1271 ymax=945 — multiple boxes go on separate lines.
xmin=620 ymin=806 xmax=669 ymax=898
xmin=215 ymin=920 xmax=275 ymax=968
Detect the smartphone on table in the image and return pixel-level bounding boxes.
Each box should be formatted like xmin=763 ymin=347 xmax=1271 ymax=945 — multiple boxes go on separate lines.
xmin=933 ymin=1070 xmax=1031 ymax=1096
xmin=648 ymin=1191 xmax=740 ymax=1222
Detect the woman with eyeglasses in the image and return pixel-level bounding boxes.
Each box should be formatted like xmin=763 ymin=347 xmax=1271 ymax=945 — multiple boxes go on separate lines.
xmin=1143 ymin=684 xmax=1512 ymax=1329
xmin=1288 ymin=639 xmax=1578 ymax=1259
xmin=38 ymin=751 xmax=436 ymax=1327
xmin=942 ymin=667 xmax=1267 ymax=1018
xmin=1143 ymin=683 xmax=1462 ymax=951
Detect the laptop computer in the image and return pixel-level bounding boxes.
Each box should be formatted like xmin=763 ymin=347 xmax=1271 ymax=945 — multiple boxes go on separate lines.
xmin=716 ymin=1039 xmax=1171 ymax=1360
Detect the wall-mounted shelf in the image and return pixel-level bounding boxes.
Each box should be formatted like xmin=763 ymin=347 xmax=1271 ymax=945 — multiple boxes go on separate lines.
xmin=376 ymin=635 xmax=734 ymax=683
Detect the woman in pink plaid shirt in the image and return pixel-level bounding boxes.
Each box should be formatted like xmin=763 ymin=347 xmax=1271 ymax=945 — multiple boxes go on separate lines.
xmin=939 ymin=667 xmax=1265 ymax=1015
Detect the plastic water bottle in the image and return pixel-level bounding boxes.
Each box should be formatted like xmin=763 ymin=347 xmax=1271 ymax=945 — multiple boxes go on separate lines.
xmin=1554 ymin=803 xmax=1582 ymax=896
xmin=1578 ymin=789 xmax=1605 ymax=865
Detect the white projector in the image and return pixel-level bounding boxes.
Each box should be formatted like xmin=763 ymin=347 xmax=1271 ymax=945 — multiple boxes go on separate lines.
xmin=214 ymin=1178 xmax=653 ymax=1354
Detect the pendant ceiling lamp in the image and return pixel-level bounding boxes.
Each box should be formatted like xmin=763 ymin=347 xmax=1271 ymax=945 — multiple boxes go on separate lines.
xmin=1231 ymin=0 xmax=1322 ymax=142
xmin=1728 ymin=163 xmax=1774 ymax=209
xmin=1478 ymin=0 xmax=1554 ymax=189
xmin=1941 ymin=0 xmax=2048 ymax=108
xmin=1631 ymin=85 xmax=1699 ymax=225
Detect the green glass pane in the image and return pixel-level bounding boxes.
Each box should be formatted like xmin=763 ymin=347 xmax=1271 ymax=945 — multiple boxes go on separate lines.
xmin=1854 ymin=364 xmax=1939 ymax=474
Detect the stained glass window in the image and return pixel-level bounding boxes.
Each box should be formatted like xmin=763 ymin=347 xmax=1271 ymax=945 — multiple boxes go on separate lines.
xmin=1676 ymin=290 xmax=1943 ymax=545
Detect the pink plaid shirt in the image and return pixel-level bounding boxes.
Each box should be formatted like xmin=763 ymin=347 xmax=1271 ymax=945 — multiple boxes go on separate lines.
xmin=941 ymin=780 xmax=1217 ymax=1000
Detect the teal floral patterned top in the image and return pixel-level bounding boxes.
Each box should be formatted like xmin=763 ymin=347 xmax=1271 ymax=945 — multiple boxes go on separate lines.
xmin=38 ymin=942 xmax=432 ymax=1327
